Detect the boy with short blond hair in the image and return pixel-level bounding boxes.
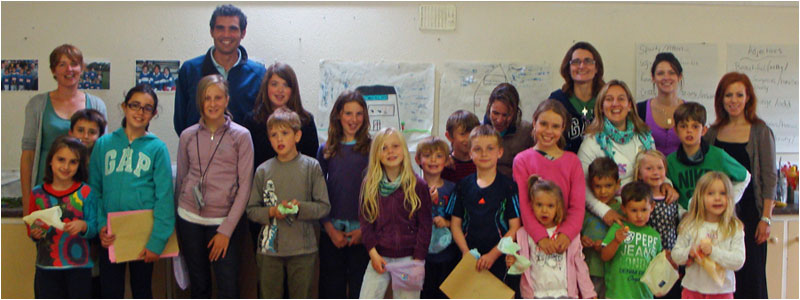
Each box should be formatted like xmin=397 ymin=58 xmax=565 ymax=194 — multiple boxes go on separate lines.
xmin=415 ymin=136 xmax=458 ymax=299
xmin=601 ymin=182 xmax=661 ymax=299
xmin=666 ymin=102 xmax=750 ymax=212
xmin=580 ymin=156 xmax=623 ymax=298
xmin=448 ymin=124 xmax=521 ymax=282
xmin=442 ymin=110 xmax=480 ymax=183
xmin=246 ymin=107 xmax=331 ymax=298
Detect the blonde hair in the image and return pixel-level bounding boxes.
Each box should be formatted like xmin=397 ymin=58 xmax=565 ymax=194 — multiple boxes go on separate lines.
xmin=361 ymin=128 xmax=420 ymax=223
xmin=585 ymin=80 xmax=650 ymax=135
xmin=633 ymin=149 xmax=667 ymax=184
xmin=196 ymin=74 xmax=232 ymax=119
xmin=678 ymin=172 xmax=742 ymax=240
xmin=528 ymin=175 xmax=565 ymax=226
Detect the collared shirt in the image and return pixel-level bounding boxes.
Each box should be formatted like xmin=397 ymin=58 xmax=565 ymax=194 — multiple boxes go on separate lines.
xmin=209 ymin=47 xmax=242 ymax=79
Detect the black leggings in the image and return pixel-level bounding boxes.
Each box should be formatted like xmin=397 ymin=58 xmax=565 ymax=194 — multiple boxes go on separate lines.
xmin=98 ymin=249 xmax=154 ymax=298
xmin=34 ymin=267 xmax=92 ymax=298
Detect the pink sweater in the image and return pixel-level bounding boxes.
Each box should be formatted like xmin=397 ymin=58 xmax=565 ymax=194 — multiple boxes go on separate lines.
xmin=512 ymin=148 xmax=585 ymax=242
xmin=175 ymin=117 xmax=254 ymax=237
xmin=517 ymin=228 xmax=596 ymax=299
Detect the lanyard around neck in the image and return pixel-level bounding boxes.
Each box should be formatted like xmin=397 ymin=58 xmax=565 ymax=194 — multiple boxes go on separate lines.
xmin=196 ymin=127 xmax=227 ymax=185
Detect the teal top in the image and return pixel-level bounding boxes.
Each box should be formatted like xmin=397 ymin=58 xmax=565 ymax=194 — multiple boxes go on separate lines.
xmin=36 ymin=94 xmax=91 ymax=185
xmin=88 ymin=128 xmax=175 ymax=254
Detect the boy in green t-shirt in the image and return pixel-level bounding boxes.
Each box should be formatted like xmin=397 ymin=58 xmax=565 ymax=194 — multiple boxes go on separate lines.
xmin=666 ymin=102 xmax=750 ymax=212
xmin=601 ymin=182 xmax=662 ymax=299
xmin=580 ymin=156 xmax=624 ymax=298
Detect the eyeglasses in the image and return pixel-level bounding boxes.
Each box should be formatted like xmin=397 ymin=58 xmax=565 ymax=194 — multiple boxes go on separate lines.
xmin=569 ymin=58 xmax=596 ymax=66
xmin=125 ymin=102 xmax=155 ymax=114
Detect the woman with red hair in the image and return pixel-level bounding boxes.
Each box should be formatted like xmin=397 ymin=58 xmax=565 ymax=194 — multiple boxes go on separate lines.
xmin=21 ymin=44 xmax=107 ymax=216
xmin=705 ymin=72 xmax=776 ymax=298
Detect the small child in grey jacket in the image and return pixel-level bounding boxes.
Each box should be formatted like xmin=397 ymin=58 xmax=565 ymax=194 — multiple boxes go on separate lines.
xmin=247 ymin=108 xmax=330 ymax=298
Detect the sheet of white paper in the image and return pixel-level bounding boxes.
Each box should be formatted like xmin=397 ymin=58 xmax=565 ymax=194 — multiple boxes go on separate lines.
xmin=22 ymin=206 xmax=65 ymax=230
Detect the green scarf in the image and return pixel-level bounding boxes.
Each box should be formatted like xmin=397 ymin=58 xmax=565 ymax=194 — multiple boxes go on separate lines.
xmin=379 ymin=173 xmax=401 ymax=197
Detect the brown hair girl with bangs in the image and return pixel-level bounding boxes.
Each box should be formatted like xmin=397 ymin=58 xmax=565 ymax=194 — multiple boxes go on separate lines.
xmin=322 ymin=90 xmax=371 ymax=159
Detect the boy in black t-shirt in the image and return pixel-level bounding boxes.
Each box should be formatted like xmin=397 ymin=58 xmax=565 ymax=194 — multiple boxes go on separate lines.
xmin=448 ymin=125 xmax=521 ymax=280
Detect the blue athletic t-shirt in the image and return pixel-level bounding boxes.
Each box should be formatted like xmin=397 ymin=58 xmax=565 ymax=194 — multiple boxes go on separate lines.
xmin=447 ymin=173 xmax=520 ymax=254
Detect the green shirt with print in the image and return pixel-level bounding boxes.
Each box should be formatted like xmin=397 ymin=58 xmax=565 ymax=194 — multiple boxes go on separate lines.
xmin=602 ymin=221 xmax=662 ymax=299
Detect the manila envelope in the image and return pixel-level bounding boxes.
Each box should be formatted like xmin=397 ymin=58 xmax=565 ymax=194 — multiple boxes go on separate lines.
xmin=439 ymin=253 xmax=515 ymax=299
xmin=107 ymin=209 xmax=179 ymax=263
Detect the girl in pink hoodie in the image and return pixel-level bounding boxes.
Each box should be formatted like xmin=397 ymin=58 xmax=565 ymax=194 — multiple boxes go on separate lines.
xmin=508 ymin=175 xmax=595 ymax=299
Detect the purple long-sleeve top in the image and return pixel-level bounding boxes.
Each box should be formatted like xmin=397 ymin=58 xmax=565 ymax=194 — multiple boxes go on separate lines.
xmin=359 ymin=175 xmax=432 ymax=260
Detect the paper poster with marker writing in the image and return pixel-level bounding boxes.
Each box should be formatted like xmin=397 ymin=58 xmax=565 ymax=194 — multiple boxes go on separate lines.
xmin=319 ymin=60 xmax=435 ymax=149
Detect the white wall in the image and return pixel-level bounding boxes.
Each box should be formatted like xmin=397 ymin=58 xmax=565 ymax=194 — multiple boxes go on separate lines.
xmin=2 ymin=1 xmax=798 ymax=171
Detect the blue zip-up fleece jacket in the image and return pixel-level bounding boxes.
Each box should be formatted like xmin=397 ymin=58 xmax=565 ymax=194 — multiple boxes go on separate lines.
xmin=89 ymin=127 xmax=175 ymax=254
xmin=173 ymin=46 xmax=266 ymax=136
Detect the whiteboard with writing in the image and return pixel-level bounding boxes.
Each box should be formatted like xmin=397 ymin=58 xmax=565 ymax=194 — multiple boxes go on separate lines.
xmin=318 ymin=60 xmax=435 ymax=149
xmin=438 ymin=62 xmax=552 ymax=137
xmin=635 ymin=43 xmax=719 ymax=115
xmin=727 ymin=44 xmax=799 ymax=152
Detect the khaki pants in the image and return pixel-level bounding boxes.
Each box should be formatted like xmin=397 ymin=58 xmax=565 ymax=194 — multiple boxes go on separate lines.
xmin=256 ymin=252 xmax=317 ymax=298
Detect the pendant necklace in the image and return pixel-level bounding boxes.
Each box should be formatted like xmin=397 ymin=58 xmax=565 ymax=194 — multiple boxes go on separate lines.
xmin=652 ymin=101 xmax=675 ymax=126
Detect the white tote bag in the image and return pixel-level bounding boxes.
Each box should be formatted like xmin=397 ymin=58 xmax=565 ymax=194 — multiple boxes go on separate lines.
xmin=640 ymin=250 xmax=679 ymax=297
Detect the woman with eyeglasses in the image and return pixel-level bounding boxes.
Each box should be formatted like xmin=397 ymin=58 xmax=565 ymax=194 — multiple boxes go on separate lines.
xmin=548 ymin=41 xmax=605 ymax=153
xmin=21 ymin=44 xmax=107 ymax=216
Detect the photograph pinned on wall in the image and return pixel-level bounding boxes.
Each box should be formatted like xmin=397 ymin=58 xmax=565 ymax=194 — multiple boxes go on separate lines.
xmin=2 ymin=59 xmax=38 ymax=91
xmin=135 ymin=60 xmax=179 ymax=92
xmin=80 ymin=60 xmax=110 ymax=90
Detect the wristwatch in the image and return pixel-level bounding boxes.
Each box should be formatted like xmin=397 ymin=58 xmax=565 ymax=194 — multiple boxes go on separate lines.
xmin=760 ymin=216 xmax=771 ymax=226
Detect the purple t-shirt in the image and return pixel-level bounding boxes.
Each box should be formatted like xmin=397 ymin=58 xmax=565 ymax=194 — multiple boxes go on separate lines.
xmin=645 ymin=99 xmax=681 ymax=155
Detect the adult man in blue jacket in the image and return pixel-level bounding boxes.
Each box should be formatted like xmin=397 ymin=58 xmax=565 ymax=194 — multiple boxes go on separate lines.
xmin=173 ymin=4 xmax=266 ymax=136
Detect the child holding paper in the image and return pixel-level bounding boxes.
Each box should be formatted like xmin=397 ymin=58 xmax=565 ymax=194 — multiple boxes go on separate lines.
xmin=448 ymin=125 xmax=521 ymax=281
xmin=88 ymin=85 xmax=175 ymax=298
xmin=246 ymin=108 xmax=330 ymax=298
xmin=358 ymin=127 xmax=432 ymax=299
xmin=671 ymin=172 xmax=745 ymax=298
xmin=27 ymin=136 xmax=97 ymax=298
xmin=508 ymin=175 xmax=595 ymax=299
xmin=600 ymin=182 xmax=662 ymax=299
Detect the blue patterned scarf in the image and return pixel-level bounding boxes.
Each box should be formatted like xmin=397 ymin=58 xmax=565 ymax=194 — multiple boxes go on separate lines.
xmin=595 ymin=118 xmax=654 ymax=160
